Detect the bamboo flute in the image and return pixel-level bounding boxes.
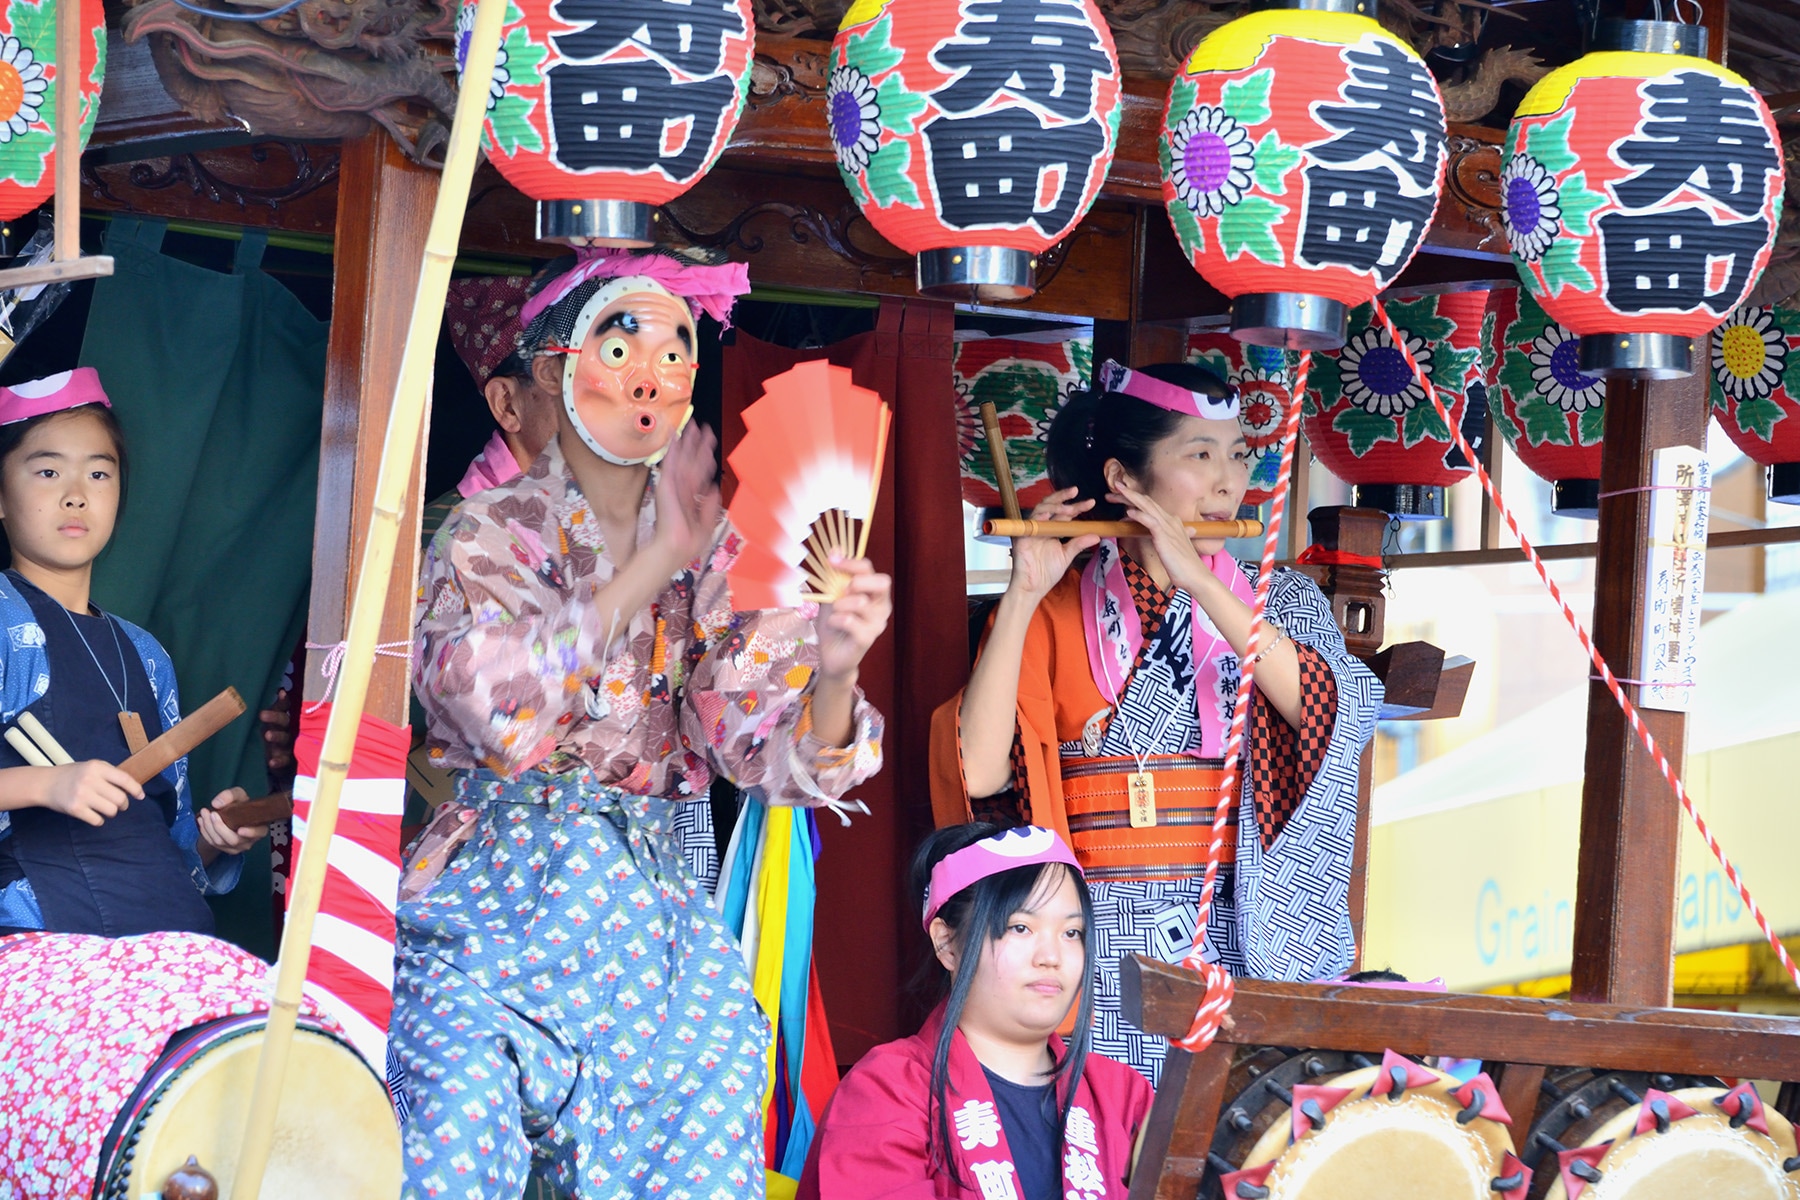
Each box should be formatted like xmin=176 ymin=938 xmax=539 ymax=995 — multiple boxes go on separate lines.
xmin=977 ymin=401 xmax=1021 ymax=521
xmin=228 ymin=0 xmax=509 ymax=1194
xmin=985 ymin=517 xmax=1264 ymax=540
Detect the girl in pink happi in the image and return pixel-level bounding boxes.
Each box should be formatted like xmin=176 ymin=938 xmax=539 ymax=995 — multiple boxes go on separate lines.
xmin=800 ymin=824 xmax=1153 ymax=1200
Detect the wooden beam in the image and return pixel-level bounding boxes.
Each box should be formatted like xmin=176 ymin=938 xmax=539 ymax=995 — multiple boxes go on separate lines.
xmin=1570 ymin=364 xmax=1709 ymax=1007
xmin=302 ymin=130 xmax=438 ymax=721
xmin=1124 ymin=958 xmax=1800 ymax=1080
xmin=1126 ymin=1043 xmax=1232 ymax=1200
xmin=1360 ymin=522 xmax=1800 ymax=571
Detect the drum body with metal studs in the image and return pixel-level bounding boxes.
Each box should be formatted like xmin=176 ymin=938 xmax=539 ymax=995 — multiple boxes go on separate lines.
xmin=1204 ymin=1047 xmax=1520 ymax=1200
xmin=0 ymin=930 xmax=399 ymax=1200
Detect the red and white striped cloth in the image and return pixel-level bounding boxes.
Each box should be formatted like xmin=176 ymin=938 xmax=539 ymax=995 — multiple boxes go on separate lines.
xmin=288 ymin=701 xmax=409 ymax=1070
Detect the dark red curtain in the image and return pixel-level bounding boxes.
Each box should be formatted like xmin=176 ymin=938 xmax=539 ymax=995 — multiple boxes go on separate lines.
xmin=721 ymin=298 xmax=967 ymax=1068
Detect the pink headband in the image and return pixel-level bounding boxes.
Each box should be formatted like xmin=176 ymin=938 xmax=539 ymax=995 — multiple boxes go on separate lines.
xmin=923 ymin=826 xmax=1083 ymax=929
xmin=1097 ymin=359 xmax=1238 ymax=421
xmin=0 ymin=368 xmax=110 ymax=426
xmin=519 ymin=248 xmax=752 ymax=331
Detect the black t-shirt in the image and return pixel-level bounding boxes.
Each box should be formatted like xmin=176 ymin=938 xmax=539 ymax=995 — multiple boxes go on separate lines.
xmin=982 ymin=1067 xmax=1059 ymax=1200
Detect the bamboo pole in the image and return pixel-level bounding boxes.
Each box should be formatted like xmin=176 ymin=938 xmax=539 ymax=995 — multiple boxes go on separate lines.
xmin=52 ymin=0 xmax=78 ymax=263
xmin=984 ymin=518 xmax=1263 ymax=540
xmin=227 ymin=0 xmax=509 ymax=1194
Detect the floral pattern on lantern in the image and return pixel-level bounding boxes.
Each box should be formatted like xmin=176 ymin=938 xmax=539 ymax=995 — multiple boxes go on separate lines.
xmin=1488 ymin=287 xmax=1606 ymax=489
xmin=1303 ymin=291 xmax=1484 ymax=489
xmin=0 ymin=0 xmax=103 ymax=222
xmin=1710 ymin=304 xmax=1800 ymax=476
xmin=1505 ymin=53 xmax=1784 ymax=345
xmin=1160 ymin=10 xmax=1447 ymax=315
xmin=465 ymin=0 xmax=754 ymax=207
xmin=954 ymin=336 xmax=1092 ymax=509
xmin=828 ymin=0 xmax=1121 ymax=258
xmin=1186 ymin=334 xmax=1295 ymax=504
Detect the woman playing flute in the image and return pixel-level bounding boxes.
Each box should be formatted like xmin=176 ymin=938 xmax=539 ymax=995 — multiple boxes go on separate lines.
xmin=931 ymin=359 xmax=1381 ymax=1085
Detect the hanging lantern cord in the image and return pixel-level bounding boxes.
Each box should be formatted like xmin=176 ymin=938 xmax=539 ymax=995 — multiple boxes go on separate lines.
xmin=1367 ymin=297 xmax=1800 ymax=995
xmin=1172 ymin=350 xmax=1314 ymax=1054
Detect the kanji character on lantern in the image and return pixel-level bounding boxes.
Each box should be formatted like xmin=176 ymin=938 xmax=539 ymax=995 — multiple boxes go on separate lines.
xmin=829 ymin=0 xmax=1121 ymax=299
xmin=1502 ymin=19 xmax=1784 ymax=378
xmin=1160 ymin=0 xmax=1448 ymax=350
xmin=463 ymin=0 xmax=754 ymax=245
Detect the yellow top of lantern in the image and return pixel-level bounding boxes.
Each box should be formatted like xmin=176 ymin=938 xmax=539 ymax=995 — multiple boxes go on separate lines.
xmin=1515 ymin=50 xmax=1752 ymax=118
xmin=1184 ymin=8 xmax=1412 ymax=75
xmin=839 ymin=0 xmax=897 ymax=31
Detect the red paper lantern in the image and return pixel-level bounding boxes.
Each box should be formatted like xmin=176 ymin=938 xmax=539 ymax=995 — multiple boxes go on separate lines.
xmin=460 ymin=0 xmax=754 ymax=246
xmin=1710 ymin=303 xmax=1800 ymax=505
xmin=1160 ymin=0 xmax=1447 ymax=350
xmin=1502 ymin=20 xmax=1784 ymax=379
xmin=0 ymin=0 xmax=103 ymax=223
xmin=828 ymin=0 xmax=1121 ymax=300
xmin=1185 ymin=333 xmax=1294 ymax=505
xmin=953 ymin=336 xmax=1090 ymax=509
xmin=1487 ymin=287 xmax=1607 ymax=517
xmin=1302 ymin=290 xmax=1486 ymax=518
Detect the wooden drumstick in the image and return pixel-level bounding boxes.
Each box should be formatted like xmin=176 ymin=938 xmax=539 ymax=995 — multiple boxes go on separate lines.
xmin=17 ymin=712 xmax=72 ymax=765
xmin=984 ymin=517 xmax=1265 ymax=540
xmin=119 ymin=688 xmax=246 ymax=786
xmin=4 ymin=726 xmax=51 ymax=767
xmin=212 ymin=790 xmax=294 ymax=831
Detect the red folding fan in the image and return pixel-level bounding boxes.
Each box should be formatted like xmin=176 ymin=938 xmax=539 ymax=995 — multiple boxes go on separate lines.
xmin=726 ymin=359 xmax=891 ymax=610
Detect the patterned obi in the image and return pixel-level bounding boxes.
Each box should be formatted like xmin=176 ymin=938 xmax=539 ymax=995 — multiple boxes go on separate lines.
xmin=452 ymin=768 xmax=692 ymax=889
xmin=1060 ymin=754 xmax=1233 ymax=882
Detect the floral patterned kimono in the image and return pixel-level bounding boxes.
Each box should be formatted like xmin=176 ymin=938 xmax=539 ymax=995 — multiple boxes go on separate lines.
xmin=397 ymin=438 xmax=884 ymax=1200
xmin=931 ymin=549 xmax=1380 ymax=1084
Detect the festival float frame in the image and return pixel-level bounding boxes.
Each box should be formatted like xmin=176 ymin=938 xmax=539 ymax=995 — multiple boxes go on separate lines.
xmin=1159 ymin=0 xmax=1448 ymax=349
xmin=1301 ymin=290 xmax=1486 ymax=518
xmin=826 ymin=0 xmax=1122 ymax=300
xmin=1710 ymin=303 xmax=1800 ymax=504
xmin=461 ymin=0 xmax=755 ymax=245
xmin=1488 ymin=287 xmax=1608 ymax=518
xmin=1501 ymin=19 xmax=1784 ymax=379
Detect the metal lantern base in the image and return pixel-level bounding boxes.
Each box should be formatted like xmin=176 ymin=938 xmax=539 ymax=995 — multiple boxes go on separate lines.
xmin=917 ymin=247 xmax=1037 ymax=301
xmin=1231 ymin=292 xmax=1349 ymax=351
xmin=1578 ymin=332 xmax=1692 ymax=380
xmin=1552 ymin=478 xmax=1601 ymax=520
xmin=1352 ymin=483 xmax=1446 ymax=521
xmin=538 ymin=200 xmax=656 ymax=248
xmin=1771 ymin=463 xmax=1800 ymax=506
xmin=1593 ymin=17 xmax=1706 ymax=56
xmin=1270 ymin=0 xmax=1374 ymax=12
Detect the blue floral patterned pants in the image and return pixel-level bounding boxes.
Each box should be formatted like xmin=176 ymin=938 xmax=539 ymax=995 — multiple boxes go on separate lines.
xmin=392 ymin=771 xmax=769 ymax=1200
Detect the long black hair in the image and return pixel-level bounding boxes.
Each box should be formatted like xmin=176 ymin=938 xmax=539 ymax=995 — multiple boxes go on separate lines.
xmin=0 ymin=404 xmax=130 ymax=565
xmin=911 ymin=822 xmax=1098 ymax=1184
xmin=1045 ymin=361 xmax=1235 ymax=520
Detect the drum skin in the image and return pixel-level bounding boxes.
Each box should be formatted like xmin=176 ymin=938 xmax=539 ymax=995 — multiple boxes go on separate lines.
xmin=1542 ymin=1087 xmax=1800 ymax=1200
xmin=1238 ymin=1063 xmax=1514 ymax=1200
xmin=106 ymin=1022 xmax=400 ymax=1200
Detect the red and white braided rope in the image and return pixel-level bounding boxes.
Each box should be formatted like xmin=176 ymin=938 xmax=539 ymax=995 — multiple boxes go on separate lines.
xmin=1175 ymin=350 xmax=1314 ymax=1052
xmin=1368 ymin=298 xmax=1800 ymax=993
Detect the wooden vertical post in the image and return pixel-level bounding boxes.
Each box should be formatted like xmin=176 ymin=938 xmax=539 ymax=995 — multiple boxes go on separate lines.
xmin=1568 ymin=365 xmax=1708 ymax=1006
xmin=302 ymin=131 xmax=440 ymax=719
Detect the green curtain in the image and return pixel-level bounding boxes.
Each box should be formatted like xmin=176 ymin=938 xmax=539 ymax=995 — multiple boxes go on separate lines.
xmin=78 ymin=218 xmax=326 ymax=958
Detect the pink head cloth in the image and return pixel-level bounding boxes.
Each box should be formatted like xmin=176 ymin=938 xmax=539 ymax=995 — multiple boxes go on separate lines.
xmin=923 ymin=826 xmax=1082 ymax=929
xmin=519 ymin=248 xmax=752 ymax=332
xmin=1096 ymin=359 xmax=1238 ymax=421
xmin=0 ymin=368 xmax=110 ymax=425
xmin=456 ymin=430 xmax=524 ymax=499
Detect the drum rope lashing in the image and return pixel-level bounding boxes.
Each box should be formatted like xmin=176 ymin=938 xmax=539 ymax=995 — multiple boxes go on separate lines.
xmin=1174 ymin=351 xmax=1314 ymax=1052
xmin=1367 ymin=297 xmax=1800 ymax=995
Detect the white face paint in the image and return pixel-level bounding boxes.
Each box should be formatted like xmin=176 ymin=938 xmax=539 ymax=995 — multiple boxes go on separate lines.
xmin=555 ymin=276 xmax=699 ymax=467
